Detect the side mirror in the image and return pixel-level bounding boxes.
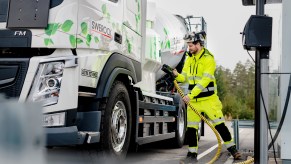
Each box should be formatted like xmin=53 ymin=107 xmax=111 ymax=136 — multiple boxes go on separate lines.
xmin=242 ymin=0 xmax=256 ymax=6
xmin=242 ymin=0 xmax=282 ymax=6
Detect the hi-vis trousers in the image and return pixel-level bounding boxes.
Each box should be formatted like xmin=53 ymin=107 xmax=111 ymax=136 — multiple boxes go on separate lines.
xmin=186 ymin=95 xmax=235 ymax=153
xmin=187 ymin=95 xmax=224 ymax=129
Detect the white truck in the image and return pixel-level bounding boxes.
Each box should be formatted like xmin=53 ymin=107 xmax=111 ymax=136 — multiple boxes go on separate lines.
xmin=0 ymin=0 xmax=192 ymax=158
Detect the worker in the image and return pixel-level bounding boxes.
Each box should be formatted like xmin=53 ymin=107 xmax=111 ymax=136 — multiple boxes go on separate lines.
xmin=173 ymin=31 xmax=242 ymax=163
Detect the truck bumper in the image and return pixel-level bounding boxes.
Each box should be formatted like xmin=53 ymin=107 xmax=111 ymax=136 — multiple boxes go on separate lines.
xmin=46 ymin=126 xmax=79 ymax=146
xmin=45 ymin=111 xmax=102 ymax=146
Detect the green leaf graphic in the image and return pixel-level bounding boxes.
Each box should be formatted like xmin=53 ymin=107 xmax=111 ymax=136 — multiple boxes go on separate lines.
xmin=86 ymin=34 xmax=92 ymax=46
xmin=45 ymin=23 xmax=59 ymax=36
xmin=107 ymin=13 xmax=111 ymax=21
xmin=94 ymin=36 xmax=99 ymax=43
xmin=77 ymin=38 xmax=83 ymax=44
xmin=138 ymin=0 xmax=140 ymax=12
xmin=44 ymin=38 xmax=54 ymax=46
xmin=137 ymin=14 xmax=141 ymax=21
xmin=126 ymin=39 xmax=132 ymax=53
xmin=135 ymin=15 xmax=139 ymax=24
xmin=70 ymin=35 xmax=76 ymax=47
xmin=102 ymin=4 xmax=107 ymax=14
xmin=163 ymin=28 xmax=168 ymax=35
xmin=128 ymin=43 xmax=132 ymax=53
xmin=166 ymin=40 xmax=171 ymax=49
xmin=61 ymin=20 xmax=73 ymax=32
xmin=81 ymin=22 xmax=88 ymax=35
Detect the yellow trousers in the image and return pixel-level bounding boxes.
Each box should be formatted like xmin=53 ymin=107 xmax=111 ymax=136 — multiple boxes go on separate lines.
xmin=187 ymin=95 xmax=225 ymax=129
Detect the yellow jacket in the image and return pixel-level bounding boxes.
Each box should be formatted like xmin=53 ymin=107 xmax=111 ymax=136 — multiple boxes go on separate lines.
xmin=175 ymin=48 xmax=218 ymax=101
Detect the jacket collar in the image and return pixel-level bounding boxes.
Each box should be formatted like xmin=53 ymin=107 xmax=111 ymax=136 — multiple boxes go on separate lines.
xmin=194 ymin=48 xmax=205 ymax=59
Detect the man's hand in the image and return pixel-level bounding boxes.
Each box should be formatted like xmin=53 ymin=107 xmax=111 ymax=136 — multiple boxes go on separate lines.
xmin=182 ymin=95 xmax=190 ymax=104
xmin=173 ymin=69 xmax=178 ymax=77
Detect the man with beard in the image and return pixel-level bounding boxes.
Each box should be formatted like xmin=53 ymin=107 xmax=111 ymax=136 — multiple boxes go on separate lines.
xmin=173 ymin=31 xmax=241 ymax=163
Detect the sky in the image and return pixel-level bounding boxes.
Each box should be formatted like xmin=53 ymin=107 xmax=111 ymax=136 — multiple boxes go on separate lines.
xmin=155 ymin=0 xmax=282 ymax=71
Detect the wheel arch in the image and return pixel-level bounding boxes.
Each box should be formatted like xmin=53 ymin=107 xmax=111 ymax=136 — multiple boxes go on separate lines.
xmin=96 ymin=53 xmax=141 ymax=99
xmin=102 ymin=68 xmax=134 ymax=98
xmin=96 ymin=53 xmax=140 ymax=150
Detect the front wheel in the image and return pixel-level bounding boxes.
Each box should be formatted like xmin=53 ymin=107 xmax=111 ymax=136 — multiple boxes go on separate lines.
xmin=173 ymin=96 xmax=186 ymax=148
xmin=100 ymin=81 xmax=132 ymax=159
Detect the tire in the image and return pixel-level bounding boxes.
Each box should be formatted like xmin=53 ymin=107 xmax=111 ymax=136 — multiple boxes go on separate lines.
xmin=198 ymin=122 xmax=201 ymax=141
xmin=100 ymin=81 xmax=132 ymax=159
xmin=173 ymin=97 xmax=187 ymax=148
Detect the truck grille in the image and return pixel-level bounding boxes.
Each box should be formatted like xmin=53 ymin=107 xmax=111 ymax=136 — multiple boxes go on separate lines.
xmin=0 ymin=59 xmax=29 ymax=98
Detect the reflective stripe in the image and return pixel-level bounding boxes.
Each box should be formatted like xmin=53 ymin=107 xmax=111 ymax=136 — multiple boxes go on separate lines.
xmin=203 ymin=73 xmax=215 ymax=79
xmin=188 ymin=76 xmax=194 ymax=81
xmin=196 ymin=83 xmax=204 ymax=90
xmin=224 ymin=140 xmax=235 ymax=148
xmin=196 ymin=76 xmax=202 ymax=80
xmin=188 ymin=147 xmax=198 ymax=153
xmin=211 ymin=118 xmax=225 ymax=124
xmin=188 ymin=76 xmax=202 ymax=81
xmin=201 ymin=86 xmax=216 ymax=92
xmin=187 ymin=121 xmax=200 ymax=126
xmin=188 ymin=86 xmax=216 ymax=92
xmin=182 ymin=72 xmax=187 ymax=76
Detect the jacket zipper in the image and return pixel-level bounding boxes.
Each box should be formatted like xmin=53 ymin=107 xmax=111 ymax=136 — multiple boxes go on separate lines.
xmin=190 ymin=65 xmax=191 ymax=74
xmin=193 ymin=58 xmax=196 ymax=84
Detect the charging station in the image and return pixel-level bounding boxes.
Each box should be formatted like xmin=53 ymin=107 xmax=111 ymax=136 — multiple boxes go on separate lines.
xmin=280 ymin=0 xmax=291 ymax=163
xmin=242 ymin=1 xmax=273 ymax=163
xmin=242 ymin=0 xmax=291 ymax=163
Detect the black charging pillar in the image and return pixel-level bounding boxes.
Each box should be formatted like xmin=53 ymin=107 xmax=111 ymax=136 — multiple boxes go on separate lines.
xmin=242 ymin=0 xmax=273 ymax=163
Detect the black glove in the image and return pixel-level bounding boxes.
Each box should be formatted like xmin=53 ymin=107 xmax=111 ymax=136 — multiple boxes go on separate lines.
xmin=161 ymin=64 xmax=175 ymax=81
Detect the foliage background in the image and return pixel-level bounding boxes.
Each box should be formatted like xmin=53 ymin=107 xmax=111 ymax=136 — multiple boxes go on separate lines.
xmin=215 ymin=59 xmax=278 ymax=120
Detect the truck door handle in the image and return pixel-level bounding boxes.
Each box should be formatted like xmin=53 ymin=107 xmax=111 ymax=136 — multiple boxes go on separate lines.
xmin=114 ymin=32 xmax=122 ymax=44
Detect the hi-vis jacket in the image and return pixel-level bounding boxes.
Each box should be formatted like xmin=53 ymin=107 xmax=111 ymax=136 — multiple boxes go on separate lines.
xmin=175 ymin=48 xmax=218 ymax=101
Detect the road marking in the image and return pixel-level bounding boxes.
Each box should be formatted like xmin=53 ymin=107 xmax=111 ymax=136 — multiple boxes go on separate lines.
xmin=197 ymin=129 xmax=244 ymax=160
xmin=197 ymin=144 xmax=218 ymax=159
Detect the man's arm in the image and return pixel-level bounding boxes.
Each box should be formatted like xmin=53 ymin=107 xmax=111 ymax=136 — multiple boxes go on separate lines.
xmin=173 ymin=56 xmax=189 ymax=83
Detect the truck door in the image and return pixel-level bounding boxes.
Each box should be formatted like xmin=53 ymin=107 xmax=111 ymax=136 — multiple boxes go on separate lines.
xmin=77 ymin=0 xmax=123 ymax=50
xmin=123 ymin=0 xmax=142 ymax=61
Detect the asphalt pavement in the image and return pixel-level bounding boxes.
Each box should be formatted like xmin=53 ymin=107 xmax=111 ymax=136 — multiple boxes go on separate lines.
xmin=45 ymin=121 xmax=281 ymax=164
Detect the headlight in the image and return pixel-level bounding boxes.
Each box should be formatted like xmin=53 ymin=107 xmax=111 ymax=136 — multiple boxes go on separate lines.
xmin=43 ymin=112 xmax=65 ymax=127
xmin=27 ymin=62 xmax=64 ymax=106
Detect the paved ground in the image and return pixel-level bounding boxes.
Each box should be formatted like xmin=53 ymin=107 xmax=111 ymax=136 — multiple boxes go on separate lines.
xmin=45 ymin=121 xmax=281 ymax=164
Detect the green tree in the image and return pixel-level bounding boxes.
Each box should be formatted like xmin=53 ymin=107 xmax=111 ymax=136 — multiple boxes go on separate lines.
xmin=216 ymin=60 xmax=255 ymax=120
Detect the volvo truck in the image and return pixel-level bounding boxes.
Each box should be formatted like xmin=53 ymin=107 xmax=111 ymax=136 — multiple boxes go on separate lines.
xmin=0 ymin=0 xmax=191 ymax=158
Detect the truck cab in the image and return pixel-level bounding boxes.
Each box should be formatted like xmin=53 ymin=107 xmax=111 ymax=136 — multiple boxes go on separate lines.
xmin=0 ymin=0 xmax=189 ymax=158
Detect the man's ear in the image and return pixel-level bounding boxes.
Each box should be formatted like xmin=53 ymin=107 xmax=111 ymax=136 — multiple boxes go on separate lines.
xmin=197 ymin=42 xmax=203 ymax=47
